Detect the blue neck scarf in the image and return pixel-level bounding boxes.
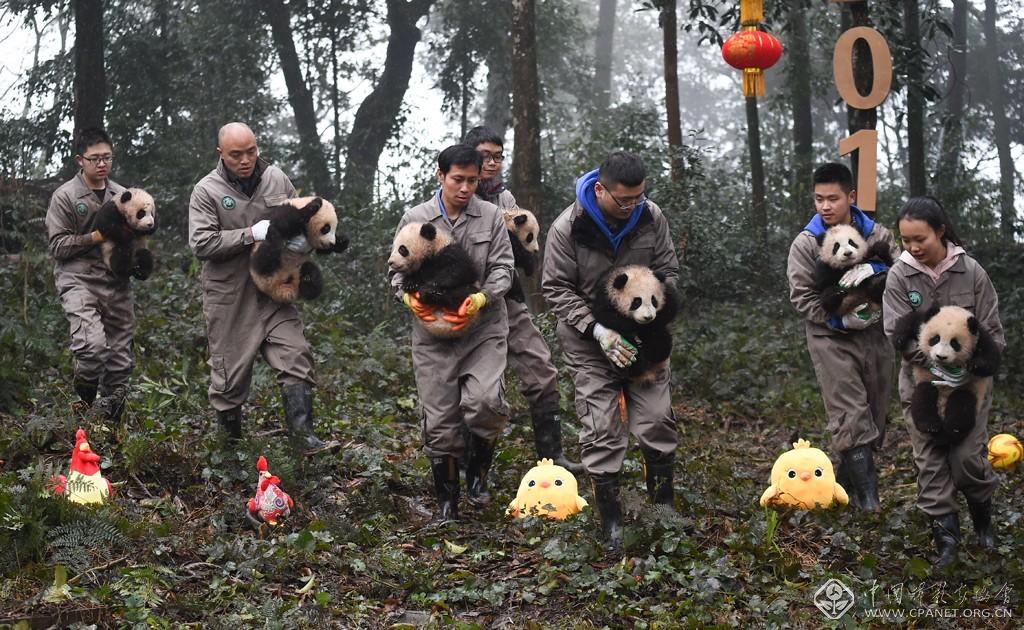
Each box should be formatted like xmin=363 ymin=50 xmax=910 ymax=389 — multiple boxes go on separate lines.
xmin=575 ymin=168 xmax=644 ymax=254
xmin=803 ymin=205 xmax=875 ymax=238
xmin=436 ymin=189 xmax=457 ymax=229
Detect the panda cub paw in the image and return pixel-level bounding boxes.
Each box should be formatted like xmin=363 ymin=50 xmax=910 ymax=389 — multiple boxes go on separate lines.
xmin=96 ymin=201 xmax=130 ymax=243
xmin=298 ymin=261 xmax=324 ymax=300
xmin=132 ymin=249 xmax=155 ymax=280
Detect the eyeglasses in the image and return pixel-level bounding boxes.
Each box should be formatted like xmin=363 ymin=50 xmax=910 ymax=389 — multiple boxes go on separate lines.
xmin=81 ymin=154 xmax=114 ymax=165
xmin=606 ymin=190 xmax=646 ymax=210
xmin=479 ymin=151 xmax=504 ymax=164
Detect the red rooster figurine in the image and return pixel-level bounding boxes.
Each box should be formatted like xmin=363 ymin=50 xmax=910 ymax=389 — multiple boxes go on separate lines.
xmin=52 ymin=428 xmax=111 ymax=504
xmin=247 ymin=455 xmax=293 ymax=526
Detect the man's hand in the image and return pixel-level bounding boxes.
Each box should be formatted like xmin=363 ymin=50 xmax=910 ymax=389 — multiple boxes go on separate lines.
xmin=840 ymin=304 xmax=881 ymax=331
xmin=838 ymin=263 xmax=876 ymax=289
xmin=403 ymin=292 xmax=436 ymax=322
xmin=251 ymin=220 xmax=271 ymax=242
xmin=593 ymin=323 xmax=638 ymax=368
xmin=458 ymin=293 xmax=486 ymax=318
xmin=929 ymin=362 xmax=967 ymax=388
xmin=91 ymin=230 xmax=105 ymax=244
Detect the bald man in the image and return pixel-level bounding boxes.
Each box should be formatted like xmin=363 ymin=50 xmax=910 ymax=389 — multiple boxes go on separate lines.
xmin=188 ymin=123 xmax=338 ymax=454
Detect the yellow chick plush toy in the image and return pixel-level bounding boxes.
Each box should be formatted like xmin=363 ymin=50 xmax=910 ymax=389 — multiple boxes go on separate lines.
xmin=507 ymin=458 xmax=588 ymax=520
xmin=759 ymin=439 xmax=848 ymax=510
xmin=988 ymin=434 xmax=1023 ymax=471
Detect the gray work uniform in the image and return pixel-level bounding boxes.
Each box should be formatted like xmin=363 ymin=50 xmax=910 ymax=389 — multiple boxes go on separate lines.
xmin=188 ymin=160 xmax=315 ymax=412
xmin=45 ymin=173 xmax=133 ymax=391
xmin=491 ymin=189 xmax=560 ymax=414
xmin=389 ymin=194 xmax=515 ymax=457
xmin=882 ymin=255 xmax=1005 ymax=516
xmin=787 ymin=223 xmax=898 ymax=454
xmin=541 ymin=200 xmax=679 ymax=476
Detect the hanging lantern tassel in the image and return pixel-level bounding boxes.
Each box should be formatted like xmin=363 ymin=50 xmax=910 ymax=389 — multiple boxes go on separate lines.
xmin=742 ymin=68 xmax=765 ymax=97
xmin=740 ymin=0 xmax=763 ymax=26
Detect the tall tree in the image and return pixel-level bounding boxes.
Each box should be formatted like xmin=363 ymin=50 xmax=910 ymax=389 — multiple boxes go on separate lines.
xmin=934 ymin=0 xmax=967 ymax=199
xmin=593 ymin=0 xmax=617 ymax=112
xmin=983 ymin=0 xmax=1015 ymax=241
xmin=511 ymin=0 xmax=543 ymax=309
xmin=746 ymin=96 xmax=767 ymax=251
xmin=787 ymin=0 xmax=813 ymax=208
xmin=343 ymin=0 xmax=434 ymax=204
xmin=264 ymin=0 xmax=335 ymax=196
xmin=903 ymin=0 xmax=926 ymax=196
xmin=72 ymin=0 xmax=105 ymax=140
xmin=660 ymin=0 xmax=684 ymax=182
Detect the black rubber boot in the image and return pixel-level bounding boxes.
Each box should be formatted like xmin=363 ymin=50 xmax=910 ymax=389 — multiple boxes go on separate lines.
xmin=281 ymin=383 xmax=340 ymax=456
xmin=842 ymin=445 xmax=881 ymax=512
xmin=591 ymin=474 xmax=623 ymax=551
xmin=431 ymin=455 xmax=460 ymax=523
xmin=73 ymin=376 xmax=98 ymax=409
xmin=931 ymin=512 xmax=960 ymax=568
xmin=531 ymin=409 xmax=584 ymax=474
xmin=99 ymin=384 xmax=129 ymax=422
xmin=217 ymin=407 xmax=243 ymax=441
xmin=835 ymin=460 xmax=861 ymax=510
xmin=465 ymin=433 xmax=497 ymax=507
xmin=641 ymin=448 xmax=675 ymax=506
xmin=967 ymin=500 xmax=998 ymax=549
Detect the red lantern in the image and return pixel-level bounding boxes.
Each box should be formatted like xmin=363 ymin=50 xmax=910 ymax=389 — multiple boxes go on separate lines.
xmin=722 ymin=30 xmax=783 ymax=97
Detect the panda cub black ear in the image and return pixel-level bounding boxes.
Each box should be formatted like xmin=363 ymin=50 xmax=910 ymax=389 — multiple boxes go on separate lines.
xmin=815 ymin=233 xmax=827 ymax=246
xmin=922 ymin=303 xmax=941 ymax=321
xmin=120 ymin=190 xmax=133 ymax=203
xmin=612 ymin=273 xmax=629 ymax=290
xmin=653 ymin=271 xmax=666 ymax=283
xmin=967 ymin=316 xmax=979 ymax=336
xmin=420 ymin=223 xmax=437 ymax=240
xmin=513 ymin=214 xmax=528 ymax=226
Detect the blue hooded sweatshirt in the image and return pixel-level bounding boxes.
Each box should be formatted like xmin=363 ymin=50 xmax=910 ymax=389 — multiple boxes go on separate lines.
xmin=575 ymin=168 xmax=645 ymax=255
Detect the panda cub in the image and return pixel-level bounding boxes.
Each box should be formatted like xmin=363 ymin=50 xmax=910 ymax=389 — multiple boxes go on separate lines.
xmin=813 ymin=224 xmax=893 ymax=316
xmin=94 ymin=188 xmax=157 ymax=281
xmin=388 ymin=221 xmax=480 ymax=338
xmin=893 ymin=305 xmax=1001 ymax=445
xmin=592 ymin=265 xmax=679 ymax=385
xmin=250 ymin=196 xmax=349 ymax=303
xmin=504 ymin=207 xmax=540 ymax=303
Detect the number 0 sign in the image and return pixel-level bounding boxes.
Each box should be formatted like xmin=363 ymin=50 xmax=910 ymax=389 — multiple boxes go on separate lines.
xmin=831 ymin=18 xmax=892 ymax=212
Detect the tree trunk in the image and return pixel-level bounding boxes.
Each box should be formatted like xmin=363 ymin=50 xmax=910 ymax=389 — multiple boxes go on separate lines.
xmin=72 ymin=0 xmax=106 ymax=140
xmin=265 ymin=0 xmax=335 ymax=197
xmin=984 ymin=0 xmax=1015 ymax=241
xmin=935 ymin=0 xmax=967 ymax=199
xmin=342 ymin=0 xmax=434 ymax=204
xmin=841 ymin=1 xmax=875 ymax=187
xmin=661 ymin=0 xmax=683 ymax=182
xmin=787 ymin=0 xmax=813 ymax=213
xmin=511 ymin=0 xmax=543 ymax=311
xmin=593 ymin=0 xmax=617 ymax=112
xmin=483 ymin=41 xmax=512 ymax=140
xmin=746 ymin=96 xmax=767 ymax=252
xmin=903 ymin=0 xmax=926 ymax=196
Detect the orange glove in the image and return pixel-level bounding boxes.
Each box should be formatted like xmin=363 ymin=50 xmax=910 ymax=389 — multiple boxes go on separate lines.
xmin=403 ymin=292 xmax=436 ymax=322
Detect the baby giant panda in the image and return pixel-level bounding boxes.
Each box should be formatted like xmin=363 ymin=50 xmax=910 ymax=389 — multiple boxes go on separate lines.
xmin=591 ymin=264 xmax=679 ymax=385
xmin=893 ymin=305 xmax=1001 ymax=445
xmin=504 ymin=207 xmax=540 ymax=303
xmin=95 ymin=188 xmax=157 ymax=281
xmin=388 ymin=221 xmax=480 ymax=338
xmin=250 ymin=196 xmax=349 ymax=303
xmin=813 ymin=224 xmax=894 ymax=316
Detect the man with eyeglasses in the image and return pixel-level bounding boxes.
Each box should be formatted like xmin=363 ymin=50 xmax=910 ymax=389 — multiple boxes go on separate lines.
xmin=188 ymin=122 xmax=338 ymax=455
xmin=45 ymin=127 xmax=134 ymax=419
xmin=542 ymin=151 xmax=679 ymax=551
xmin=462 ymin=125 xmax=582 ymax=475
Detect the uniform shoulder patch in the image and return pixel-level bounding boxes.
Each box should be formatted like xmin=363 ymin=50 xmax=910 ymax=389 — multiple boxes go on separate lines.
xmin=75 ymin=202 xmax=88 ymax=215
xmin=222 ymin=196 xmax=236 ymax=210
xmin=907 ymin=290 xmax=923 ymax=309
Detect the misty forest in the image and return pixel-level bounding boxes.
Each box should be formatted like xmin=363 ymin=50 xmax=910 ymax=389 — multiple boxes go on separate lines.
xmin=1 ymin=0 xmax=1023 ymax=627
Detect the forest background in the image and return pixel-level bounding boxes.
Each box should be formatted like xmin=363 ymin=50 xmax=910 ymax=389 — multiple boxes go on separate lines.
xmin=1 ymin=0 xmax=1023 ymax=627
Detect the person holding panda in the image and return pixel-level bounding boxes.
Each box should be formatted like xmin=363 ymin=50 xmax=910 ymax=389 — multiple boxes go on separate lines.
xmin=188 ymin=122 xmax=338 ymax=455
xmin=462 ymin=125 xmax=583 ymax=475
xmin=786 ymin=162 xmax=899 ymax=512
xmin=542 ymin=151 xmax=679 ymax=550
xmin=389 ymin=143 xmax=515 ymax=523
xmin=882 ymin=197 xmax=1005 ymax=567
xmin=45 ymin=127 xmax=132 ymax=419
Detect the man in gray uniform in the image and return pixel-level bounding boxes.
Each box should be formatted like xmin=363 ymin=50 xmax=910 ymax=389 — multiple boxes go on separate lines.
xmin=463 ymin=125 xmax=581 ymax=474
xmin=46 ymin=127 xmax=131 ymax=416
xmin=188 ymin=122 xmax=337 ymax=455
xmin=786 ymin=162 xmax=898 ymax=511
xmin=542 ymin=151 xmax=679 ymax=549
xmin=389 ymin=144 xmax=514 ymax=522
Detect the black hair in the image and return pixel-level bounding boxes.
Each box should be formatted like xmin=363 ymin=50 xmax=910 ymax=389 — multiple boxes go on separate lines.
xmin=897 ymin=196 xmax=964 ymax=246
xmin=812 ymin=162 xmax=854 ymax=193
xmin=75 ymin=127 xmax=112 ymax=156
xmin=598 ymin=151 xmax=646 ymax=188
xmin=437 ymin=144 xmax=483 ymax=174
xmin=463 ymin=125 xmax=503 ymax=149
